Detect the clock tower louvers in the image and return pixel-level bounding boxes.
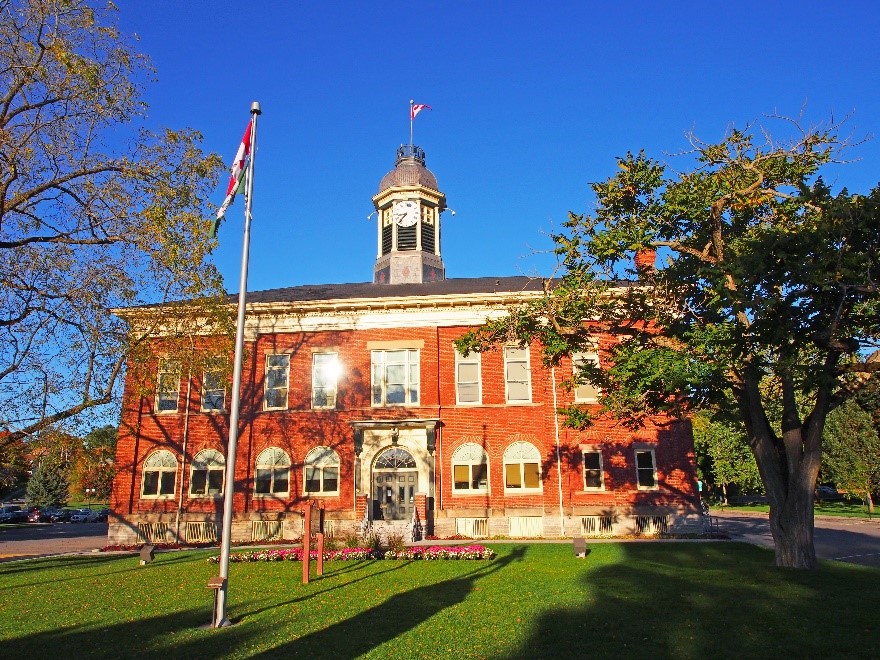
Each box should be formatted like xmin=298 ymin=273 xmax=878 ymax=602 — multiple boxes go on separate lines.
xmin=372 ymin=144 xmax=447 ymax=284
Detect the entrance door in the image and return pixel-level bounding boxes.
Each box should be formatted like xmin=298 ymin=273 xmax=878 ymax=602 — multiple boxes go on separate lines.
xmin=373 ymin=447 xmax=418 ymax=521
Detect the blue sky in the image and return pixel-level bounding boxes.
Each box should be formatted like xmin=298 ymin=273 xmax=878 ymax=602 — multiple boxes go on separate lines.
xmin=118 ymin=1 xmax=880 ymax=294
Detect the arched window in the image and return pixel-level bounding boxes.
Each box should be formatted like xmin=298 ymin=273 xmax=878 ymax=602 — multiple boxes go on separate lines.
xmin=255 ymin=447 xmax=290 ymax=496
xmin=503 ymin=441 xmax=542 ymax=492
xmin=304 ymin=447 xmax=340 ymax=495
xmin=190 ymin=449 xmax=225 ymax=497
xmin=451 ymin=443 xmax=489 ymax=493
xmin=374 ymin=447 xmax=417 ymax=469
xmin=141 ymin=450 xmax=177 ymax=498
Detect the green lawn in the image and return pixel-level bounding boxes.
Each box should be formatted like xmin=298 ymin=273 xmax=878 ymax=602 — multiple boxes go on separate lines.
xmin=715 ymin=500 xmax=875 ymax=518
xmin=0 ymin=543 xmax=878 ymax=658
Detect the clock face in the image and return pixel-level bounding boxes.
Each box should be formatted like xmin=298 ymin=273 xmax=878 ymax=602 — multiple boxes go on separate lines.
xmin=392 ymin=200 xmax=419 ymax=227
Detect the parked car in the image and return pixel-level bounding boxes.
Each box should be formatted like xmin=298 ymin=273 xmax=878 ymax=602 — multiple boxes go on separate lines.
xmin=0 ymin=505 xmax=26 ymax=523
xmin=93 ymin=508 xmax=110 ymax=522
xmin=27 ymin=507 xmax=51 ymax=523
xmin=47 ymin=508 xmax=72 ymax=522
xmin=70 ymin=508 xmax=100 ymax=523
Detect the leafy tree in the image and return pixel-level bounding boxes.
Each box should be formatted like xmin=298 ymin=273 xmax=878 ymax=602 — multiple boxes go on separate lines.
xmin=0 ymin=435 xmax=28 ymax=494
xmin=26 ymin=459 xmax=69 ymax=508
xmin=823 ymin=400 xmax=879 ymax=513
xmin=692 ymin=412 xmax=762 ymax=503
xmin=457 ymin=118 xmax=880 ymax=568
xmin=0 ymin=0 xmax=230 ymax=444
xmin=69 ymin=425 xmax=115 ymax=501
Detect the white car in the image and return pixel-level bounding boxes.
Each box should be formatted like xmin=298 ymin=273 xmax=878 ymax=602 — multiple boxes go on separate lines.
xmin=69 ymin=509 xmax=99 ymax=523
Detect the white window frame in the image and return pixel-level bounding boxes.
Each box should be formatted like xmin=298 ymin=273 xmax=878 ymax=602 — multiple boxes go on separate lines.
xmin=451 ymin=443 xmax=489 ymax=494
xmin=504 ymin=346 xmax=532 ymax=404
xmin=572 ymin=350 xmax=601 ymax=403
xmin=503 ymin=441 xmax=542 ymax=493
xmin=264 ymin=354 xmax=290 ymax=411
xmin=201 ymin=358 xmax=226 ymax=413
xmin=454 ymin=349 xmax=482 ymax=405
xmin=371 ymin=349 xmax=419 ymax=406
xmin=635 ymin=448 xmax=658 ymax=490
xmin=189 ymin=448 xmax=226 ymax=497
xmin=582 ymin=449 xmax=605 ymax=490
xmin=254 ymin=447 xmax=291 ymax=497
xmin=141 ymin=450 xmax=178 ymax=499
xmin=303 ymin=446 xmax=340 ymax=496
xmin=155 ymin=359 xmax=181 ymax=414
xmin=312 ymin=352 xmax=339 ymax=409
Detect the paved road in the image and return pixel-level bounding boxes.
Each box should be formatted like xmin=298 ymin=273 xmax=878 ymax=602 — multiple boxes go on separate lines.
xmin=0 ymin=522 xmax=107 ymax=561
xmin=714 ymin=510 xmax=880 ymax=568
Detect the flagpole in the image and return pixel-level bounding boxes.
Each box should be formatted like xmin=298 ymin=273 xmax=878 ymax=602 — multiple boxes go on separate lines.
xmin=214 ymin=100 xmax=261 ymax=629
xmin=409 ymin=99 xmax=414 ymax=147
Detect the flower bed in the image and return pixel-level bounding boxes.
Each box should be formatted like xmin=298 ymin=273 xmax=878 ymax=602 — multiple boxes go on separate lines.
xmin=206 ymin=544 xmax=495 ymax=564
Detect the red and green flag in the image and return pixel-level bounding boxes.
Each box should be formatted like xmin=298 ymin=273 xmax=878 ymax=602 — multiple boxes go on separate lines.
xmin=211 ymin=119 xmax=253 ymax=238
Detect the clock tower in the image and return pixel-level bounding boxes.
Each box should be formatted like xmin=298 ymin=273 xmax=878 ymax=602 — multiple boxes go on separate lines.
xmin=372 ymin=144 xmax=447 ymax=284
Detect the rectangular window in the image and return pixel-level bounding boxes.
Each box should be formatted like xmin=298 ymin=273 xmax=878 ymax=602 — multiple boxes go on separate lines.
xmin=201 ymin=358 xmax=226 ymax=412
xmin=583 ymin=450 xmax=604 ymax=490
xmin=142 ymin=471 xmax=176 ymax=497
xmin=264 ymin=354 xmax=290 ymax=410
xmin=504 ymin=462 xmax=540 ymax=490
xmin=455 ymin=350 xmax=481 ymax=404
xmin=504 ymin=346 xmax=531 ymax=403
xmin=312 ymin=352 xmax=338 ymax=409
xmin=255 ymin=468 xmax=289 ymax=495
xmin=305 ymin=466 xmax=339 ymax=494
xmin=636 ymin=449 xmax=658 ymax=489
xmin=453 ymin=462 xmax=488 ymax=492
xmin=190 ymin=468 xmax=224 ymax=496
xmin=371 ymin=349 xmax=419 ymax=406
xmin=156 ymin=360 xmax=181 ymax=413
xmin=573 ymin=351 xmax=601 ymax=403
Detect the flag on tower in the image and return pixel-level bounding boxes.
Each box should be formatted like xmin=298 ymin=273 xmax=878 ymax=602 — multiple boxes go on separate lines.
xmin=411 ymin=103 xmax=432 ymax=120
xmin=211 ymin=119 xmax=253 ymax=238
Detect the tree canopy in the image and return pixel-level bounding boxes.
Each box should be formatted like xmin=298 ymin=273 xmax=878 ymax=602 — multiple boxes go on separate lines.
xmin=457 ymin=117 xmax=880 ymax=568
xmin=0 ymin=0 xmax=229 ymax=441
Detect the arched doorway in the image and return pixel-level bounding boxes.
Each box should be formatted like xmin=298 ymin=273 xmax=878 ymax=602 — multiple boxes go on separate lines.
xmin=373 ymin=447 xmax=418 ymax=520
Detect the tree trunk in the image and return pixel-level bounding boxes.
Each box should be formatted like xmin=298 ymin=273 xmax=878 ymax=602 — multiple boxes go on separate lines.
xmin=867 ymin=493 xmax=875 ymax=515
xmin=768 ymin=488 xmax=817 ymax=569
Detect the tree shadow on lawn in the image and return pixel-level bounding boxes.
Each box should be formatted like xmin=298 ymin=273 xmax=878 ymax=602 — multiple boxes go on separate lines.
xmin=508 ymin=542 xmax=880 ymax=659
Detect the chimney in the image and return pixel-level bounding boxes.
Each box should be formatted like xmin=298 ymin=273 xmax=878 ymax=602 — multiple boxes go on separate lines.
xmin=634 ymin=248 xmax=656 ymax=277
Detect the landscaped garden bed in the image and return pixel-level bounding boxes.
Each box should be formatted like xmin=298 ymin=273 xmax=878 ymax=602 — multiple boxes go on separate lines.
xmin=206 ymin=544 xmax=496 ymax=563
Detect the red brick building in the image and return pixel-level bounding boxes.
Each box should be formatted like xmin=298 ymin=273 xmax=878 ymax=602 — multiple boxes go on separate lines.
xmin=109 ymin=145 xmax=701 ymax=545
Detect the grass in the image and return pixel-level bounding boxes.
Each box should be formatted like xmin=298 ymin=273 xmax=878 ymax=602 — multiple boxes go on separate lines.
xmin=715 ymin=499 xmax=875 ymax=518
xmin=0 ymin=543 xmax=878 ymax=658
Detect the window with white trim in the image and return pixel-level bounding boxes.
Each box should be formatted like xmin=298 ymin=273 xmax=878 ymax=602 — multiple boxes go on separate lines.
xmin=254 ymin=447 xmax=290 ymax=496
xmin=304 ymin=447 xmax=340 ymax=495
xmin=141 ymin=450 xmax=177 ymax=498
xmin=264 ymin=354 xmax=290 ymax=410
xmin=504 ymin=346 xmax=531 ymax=403
xmin=455 ymin=349 xmax=481 ymax=404
xmin=503 ymin=441 xmax=542 ymax=492
xmin=635 ymin=449 xmax=658 ymax=489
xmin=190 ymin=448 xmax=225 ymax=497
xmin=583 ymin=450 xmax=604 ymax=490
xmin=312 ymin=352 xmax=338 ymax=409
xmin=573 ymin=351 xmax=600 ymax=403
xmin=451 ymin=443 xmax=489 ymax=493
xmin=371 ymin=349 xmax=419 ymax=406
xmin=156 ymin=360 xmax=181 ymax=413
xmin=201 ymin=358 xmax=226 ymax=412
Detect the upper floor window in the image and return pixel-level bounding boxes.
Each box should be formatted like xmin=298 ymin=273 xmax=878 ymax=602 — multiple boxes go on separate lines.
xmin=304 ymin=447 xmax=340 ymax=495
xmin=312 ymin=352 xmax=339 ymax=409
xmin=371 ymin=349 xmax=419 ymax=406
xmin=201 ymin=358 xmax=226 ymax=412
xmin=504 ymin=347 xmax=531 ymax=403
xmin=583 ymin=450 xmax=604 ymax=490
xmin=141 ymin=450 xmax=177 ymax=498
xmin=572 ymin=351 xmax=600 ymax=403
xmin=635 ymin=449 xmax=658 ymax=490
xmin=503 ymin=440 xmax=542 ymax=492
xmin=451 ymin=443 xmax=489 ymax=493
xmin=255 ymin=447 xmax=290 ymax=496
xmin=190 ymin=448 xmax=225 ymax=497
xmin=264 ymin=354 xmax=290 ymax=410
xmin=156 ymin=359 xmax=181 ymax=413
xmin=455 ymin=350 xmax=481 ymax=405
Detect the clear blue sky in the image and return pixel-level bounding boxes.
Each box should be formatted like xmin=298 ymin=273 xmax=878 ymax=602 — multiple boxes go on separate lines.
xmin=118 ymin=1 xmax=880 ymax=294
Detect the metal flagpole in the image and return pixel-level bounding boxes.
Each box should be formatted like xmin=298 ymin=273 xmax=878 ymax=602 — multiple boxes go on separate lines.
xmin=213 ymin=100 xmax=261 ymax=628
xmin=409 ymin=99 xmax=414 ymax=147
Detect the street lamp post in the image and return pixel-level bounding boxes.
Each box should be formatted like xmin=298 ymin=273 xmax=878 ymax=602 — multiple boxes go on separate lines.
xmin=85 ymin=488 xmax=96 ymax=509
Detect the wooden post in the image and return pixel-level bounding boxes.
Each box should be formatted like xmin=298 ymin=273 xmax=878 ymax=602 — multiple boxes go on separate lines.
xmin=316 ymin=532 xmax=324 ymax=576
xmin=302 ymin=505 xmax=311 ymax=585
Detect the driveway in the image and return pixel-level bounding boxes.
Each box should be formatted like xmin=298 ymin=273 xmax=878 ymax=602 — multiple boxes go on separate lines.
xmin=0 ymin=522 xmax=107 ymax=561
xmin=714 ymin=510 xmax=880 ymax=568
